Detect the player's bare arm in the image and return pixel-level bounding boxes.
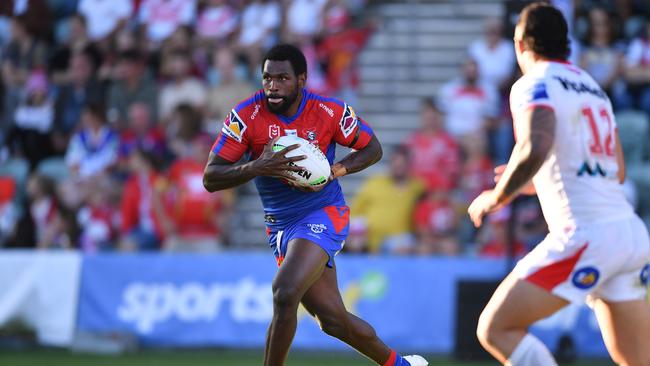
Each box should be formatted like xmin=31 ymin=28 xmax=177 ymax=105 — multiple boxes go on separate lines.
xmin=468 ymin=106 xmax=556 ymax=227
xmin=614 ymin=130 xmax=625 ymax=184
xmin=203 ymin=138 xmax=306 ymax=192
xmin=333 ymin=134 xmax=383 ymax=178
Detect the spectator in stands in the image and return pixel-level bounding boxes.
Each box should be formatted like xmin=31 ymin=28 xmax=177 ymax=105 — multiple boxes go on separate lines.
xmin=54 ymin=51 xmax=105 ymax=153
xmin=166 ymin=104 xmax=203 ymax=159
xmin=285 ymin=0 xmax=329 ymax=42
xmin=468 ymin=18 xmax=516 ymax=92
xmin=78 ymin=0 xmax=132 ymax=41
xmin=119 ymin=103 xmax=167 ymax=164
xmin=405 ymin=98 xmax=460 ymax=192
xmin=477 ymin=207 xmax=526 ymax=258
xmin=196 ymin=0 xmax=238 ymax=46
xmin=108 ymin=50 xmax=159 ymax=129
xmin=0 ymin=0 xmax=53 ymax=43
xmin=2 ymin=15 xmax=48 ymax=139
xmin=458 ymin=133 xmax=493 ymax=208
xmin=413 ymin=188 xmax=459 ymax=256
xmin=438 ymin=57 xmax=499 ymax=142
xmin=8 ymin=70 xmax=55 ymax=170
xmin=207 ymin=47 xmax=256 ymax=128
xmin=77 ymin=179 xmax=117 ymax=253
xmin=160 ymin=134 xmax=234 ymax=252
xmin=351 ymin=145 xmax=425 ymax=254
xmin=620 ymin=18 xmax=650 ymax=115
xmin=0 ymin=177 xmax=18 ymax=246
xmin=62 ymin=103 xmax=119 ymax=208
xmin=119 ymin=147 xmax=165 ymax=251
xmin=138 ymin=0 xmax=197 ymax=44
xmin=26 ymin=174 xmax=75 ymax=249
xmin=49 ymin=14 xmax=102 ymax=86
xmin=236 ymin=0 xmax=282 ymax=75
xmin=159 ymin=51 xmax=207 ymax=123
xmin=579 ymin=7 xmax=625 ymax=100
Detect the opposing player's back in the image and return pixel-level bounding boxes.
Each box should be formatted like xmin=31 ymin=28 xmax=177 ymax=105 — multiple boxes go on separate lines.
xmin=510 ymin=61 xmax=634 ymax=232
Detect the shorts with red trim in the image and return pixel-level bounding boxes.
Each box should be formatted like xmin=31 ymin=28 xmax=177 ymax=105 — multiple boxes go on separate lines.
xmin=266 ymin=205 xmax=350 ymax=268
xmin=513 ymin=215 xmax=650 ymax=304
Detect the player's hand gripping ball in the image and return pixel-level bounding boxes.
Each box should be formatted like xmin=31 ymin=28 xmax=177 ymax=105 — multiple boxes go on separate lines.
xmin=273 ymin=135 xmax=331 ymax=187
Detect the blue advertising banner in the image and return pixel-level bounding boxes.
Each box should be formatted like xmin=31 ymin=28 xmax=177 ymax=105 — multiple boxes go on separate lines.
xmin=77 ymin=253 xmax=611 ymax=356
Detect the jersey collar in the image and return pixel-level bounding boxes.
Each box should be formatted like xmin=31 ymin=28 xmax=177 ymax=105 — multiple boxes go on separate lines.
xmin=276 ymin=88 xmax=307 ymax=124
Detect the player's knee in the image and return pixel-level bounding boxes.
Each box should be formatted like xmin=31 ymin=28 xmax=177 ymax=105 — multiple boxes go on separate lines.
xmin=272 ymin=285 xmax=301 ymax=311
xmin=318 ymin=316 xmax=348 ymax=339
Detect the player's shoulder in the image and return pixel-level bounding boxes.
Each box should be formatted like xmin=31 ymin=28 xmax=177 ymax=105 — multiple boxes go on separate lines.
xmin=231 ymin=89 xmax=265 ymax=119
xmin=305 ymin=89 xmax=349 ymax=115
xmin=220 ymin=90 xmax=264 ymax=143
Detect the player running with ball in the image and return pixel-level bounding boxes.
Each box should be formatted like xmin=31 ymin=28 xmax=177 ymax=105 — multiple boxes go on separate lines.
xmin=468 ymin=3 xmax=650 ymax=366
xmin=203 ymin=44 xmax=427 ymax=366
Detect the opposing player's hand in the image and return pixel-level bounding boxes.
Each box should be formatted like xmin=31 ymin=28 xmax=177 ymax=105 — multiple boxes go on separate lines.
xmin=494 ymin=165 xmax=536 ymax=195
xmin=468 ymin=190 xmax=500 ymax=227
xmin=253 ymin=137 xmax=306 ymax=181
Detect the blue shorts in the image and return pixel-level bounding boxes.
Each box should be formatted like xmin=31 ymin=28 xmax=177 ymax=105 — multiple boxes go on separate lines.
xmin=267 ymin=205 xmax=350 ymax=267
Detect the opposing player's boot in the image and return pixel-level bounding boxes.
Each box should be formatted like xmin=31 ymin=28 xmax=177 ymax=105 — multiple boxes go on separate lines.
xmin=404 ymin=355 xmax=428 ymax=366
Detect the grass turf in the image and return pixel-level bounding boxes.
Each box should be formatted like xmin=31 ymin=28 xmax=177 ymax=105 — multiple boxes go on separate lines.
xmin=0 ymin=349 xmax=615 ymax=366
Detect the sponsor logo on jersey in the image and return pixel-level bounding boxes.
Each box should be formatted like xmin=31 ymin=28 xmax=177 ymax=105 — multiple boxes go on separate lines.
xmin=319 ymin=103 xmax=334 ymax=117
xmin=640 ymin=264 xmax=650 ymax=286
xmin=269 ymin=124 xmax=280 ymax=139
xmin=340 ymin=104 xmax=358 ymax=138
xmin=222 ymin=110 xmax=247 ymax=142
xmin=250 ymin=104 xmax=261 ymax=120
xmin=572 ymin=266 xmax=600 ymax=289
xmin=307 ymin=223 xmax=327 ymax=234
xmin=553 ymin=76 xmax=607 ymax=100
xmin=285 ymin=129 xmax=297 ymax=137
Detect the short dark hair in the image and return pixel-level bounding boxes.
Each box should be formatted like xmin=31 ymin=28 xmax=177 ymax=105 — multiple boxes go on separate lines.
xmin=518 ymin=3 xmax=570 ymax=60
xmin=84 ymin=102 xmax=106 ymax=122
xmin=261 ymin=44 xmax=307 ymax=76
xmin=421 ymin=97 xmax=440 ymax=112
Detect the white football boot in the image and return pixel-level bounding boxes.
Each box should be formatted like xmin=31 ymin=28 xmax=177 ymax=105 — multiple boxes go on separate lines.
xmin=404 ymin=355 xmax=428 ymax=366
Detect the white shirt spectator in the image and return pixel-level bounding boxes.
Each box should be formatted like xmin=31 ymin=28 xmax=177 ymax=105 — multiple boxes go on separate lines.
xmin=65 ymin=126 xmax=119 ymax=178
xmin=286 ymin=0 xmax=328 ymax=37
xmin=159 ymin=79 xmax=207 ymax=119
xmin=625 ymin=38 xmax=650 ymax=67
xmin=78 ymin=0 xmax=133 ymax=40
xmin=14 ymin=102 xmax=54 ymax=133
xmin=468 ymin=39 xmax=515 ymax=88
xmin=196 ymin=4 xmax=238 ymax=40
xmin=239 ymin=1 xmax=281 ymax=47
xmin=438 ymin=79 xmax=499 ymax=138
xmin=139 ymin=0 xmax=197 ymax=43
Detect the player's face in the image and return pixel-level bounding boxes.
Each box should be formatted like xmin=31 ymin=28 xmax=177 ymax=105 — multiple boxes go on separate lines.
xmin=513 ymin=23 xmax=526 ymax=73
xmin=262 ymin=60 xmax=304 ymax=115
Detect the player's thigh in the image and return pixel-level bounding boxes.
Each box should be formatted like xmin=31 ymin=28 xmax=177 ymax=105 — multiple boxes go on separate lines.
xmin=272 ymin=238 xmax=330 ymax=302
xmin=479 ymin=273 xmax=569 ymax=333
xmin=300 ymin=262 xmax=347 ymax=320
xmin=593 ymin=298 xmax=650 ymax=366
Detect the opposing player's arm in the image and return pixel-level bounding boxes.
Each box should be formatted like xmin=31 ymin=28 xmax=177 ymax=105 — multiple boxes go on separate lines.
xmin=493 ymin=106 xmax=556 ymax=205
xmin=203 ymin=138 xmax=305 ymax=192
xmin=615 ymin=129 xmax=625 ymax=184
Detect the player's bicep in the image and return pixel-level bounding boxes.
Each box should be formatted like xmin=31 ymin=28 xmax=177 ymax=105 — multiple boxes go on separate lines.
xmin=334 ymin=104 xmax=374 ymax=150
xmin=517 ymin=106 xmax=556 ymax=160
xmin=614 ymin=129 xmax=625 ymax=183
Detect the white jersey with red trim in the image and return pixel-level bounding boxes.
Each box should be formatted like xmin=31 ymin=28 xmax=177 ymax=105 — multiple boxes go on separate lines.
xmin=510 ymin=61 xmax=634 ymax=233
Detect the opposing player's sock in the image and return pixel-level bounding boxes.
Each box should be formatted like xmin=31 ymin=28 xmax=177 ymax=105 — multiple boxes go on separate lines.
xmin=382 ymin=350 xmax=428 ymax=366
xmin=506 ymin=334 xmax=558 ymax=366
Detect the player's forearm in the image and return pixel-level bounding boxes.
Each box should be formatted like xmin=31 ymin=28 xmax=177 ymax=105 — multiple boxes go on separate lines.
xmin=203 ymin=161 xmax=257 ymax=192
xmin=336 ymin=135 xmax=383 ymax=176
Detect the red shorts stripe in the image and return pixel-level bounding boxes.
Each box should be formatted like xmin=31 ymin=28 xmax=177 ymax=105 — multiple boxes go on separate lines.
xmin=526 ymin=242 xmax=589 ymax=292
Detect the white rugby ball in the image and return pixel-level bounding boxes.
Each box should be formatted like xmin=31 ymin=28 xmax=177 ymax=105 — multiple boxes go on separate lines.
xmin=272 ymin=135 xmax=331 ymax=187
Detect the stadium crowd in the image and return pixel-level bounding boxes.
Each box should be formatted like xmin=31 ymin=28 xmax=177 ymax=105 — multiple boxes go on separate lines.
xmin=0 ymin=0 xmax=649 ymax=257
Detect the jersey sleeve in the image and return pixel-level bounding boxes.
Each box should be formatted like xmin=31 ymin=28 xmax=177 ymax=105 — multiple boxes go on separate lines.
xmin=211 ymin=109 xmax=250 ymax=163
xmin=333 ymin=103 xmax=374 ymax=150
xmin=510 ymin=77 xmax=554 ymax=115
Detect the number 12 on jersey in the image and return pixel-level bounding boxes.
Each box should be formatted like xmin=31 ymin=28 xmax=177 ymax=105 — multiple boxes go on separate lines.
xmin=578 ymin=105 xmax=615 ymax=177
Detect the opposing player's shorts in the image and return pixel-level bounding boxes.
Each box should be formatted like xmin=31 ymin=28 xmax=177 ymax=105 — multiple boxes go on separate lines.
xmin=513 ymin=215 xmax=650 ymax=304
xmin=266 ymin=205 xmax=350 ymax=268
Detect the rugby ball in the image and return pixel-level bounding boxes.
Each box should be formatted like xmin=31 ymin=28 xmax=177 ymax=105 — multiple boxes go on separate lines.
xmin=272 ymin=135 xmax=331 ymax=187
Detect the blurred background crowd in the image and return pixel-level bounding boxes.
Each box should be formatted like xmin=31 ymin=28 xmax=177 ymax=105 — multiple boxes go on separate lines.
xmin=0 ymin=0 xmax=650 ymax=259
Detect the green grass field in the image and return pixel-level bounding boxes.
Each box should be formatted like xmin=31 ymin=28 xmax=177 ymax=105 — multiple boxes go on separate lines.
xmin=0 ymin=349 xmax=615 ymax=366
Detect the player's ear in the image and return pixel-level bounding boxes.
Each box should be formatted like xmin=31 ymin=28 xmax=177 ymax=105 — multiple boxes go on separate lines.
xmin=297 ymin=72 xmax=307 ymax=88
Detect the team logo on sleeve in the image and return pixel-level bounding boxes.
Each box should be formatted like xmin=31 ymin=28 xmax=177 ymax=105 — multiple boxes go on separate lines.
xmin=222 ymin=110 xmax=247 ymax=143
xmin=572 ymin=266 xmax=600 ymax=289
xmin=339 ymin=104 xmax=358 ymax=138
xmin=526 ymin=82 xmax=549 ymax=103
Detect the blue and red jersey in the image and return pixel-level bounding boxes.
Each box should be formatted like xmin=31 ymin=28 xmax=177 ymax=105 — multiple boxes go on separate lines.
xmin=211 ymin=88 xmax=374 ymax=228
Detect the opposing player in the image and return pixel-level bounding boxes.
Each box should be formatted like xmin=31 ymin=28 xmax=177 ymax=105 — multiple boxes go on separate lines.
xmin=468 ymin=3 xmax=650 ymax=366
xmin=203 ymin=44 xmax=427 ymax=366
